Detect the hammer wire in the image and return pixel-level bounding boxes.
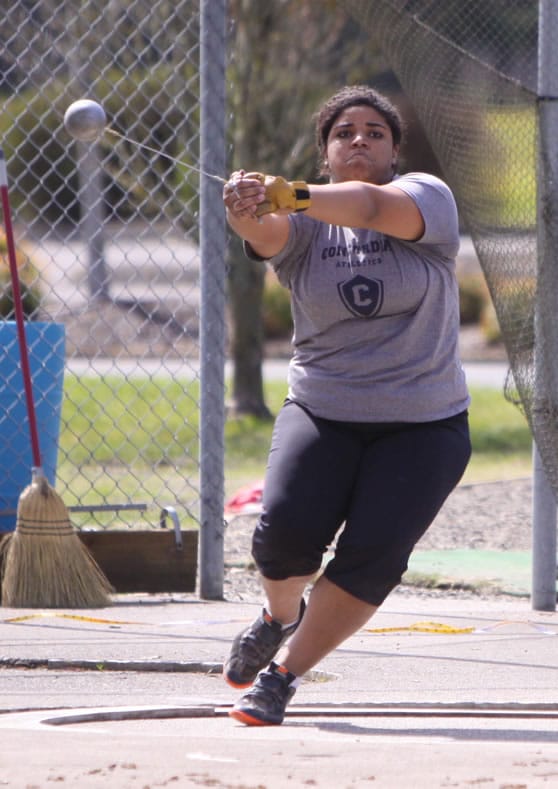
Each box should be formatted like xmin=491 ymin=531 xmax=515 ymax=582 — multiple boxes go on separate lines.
xmin=105 ymin=127 xmax=227 ymax=184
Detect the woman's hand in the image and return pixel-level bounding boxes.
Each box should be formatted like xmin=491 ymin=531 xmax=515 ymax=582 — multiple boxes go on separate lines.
xmin=255 ymin=176 xmax=311 ymax=216
xmin=223 ymin=170 xmax=266 ymax=221
xmin=223 ymin=171 xmax=311 ymax=219
xmin=222 ymin=169 xmax=291 ymax=259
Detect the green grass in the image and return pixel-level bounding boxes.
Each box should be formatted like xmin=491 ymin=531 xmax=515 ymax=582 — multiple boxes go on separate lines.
xmin=465 ymin=386 xmax=531 ymax=482
xmin=222 ymin=382 xmax=533 ymax=486
xmin=60 ymin=376 xmax=201 ymax=465
xmin=57 ymin=375 xmax=531 ymax=528
xmin=57 ymin=376 xmax=532 ymax=528
xmin=481 ymin=106 xmax=537 ymax=229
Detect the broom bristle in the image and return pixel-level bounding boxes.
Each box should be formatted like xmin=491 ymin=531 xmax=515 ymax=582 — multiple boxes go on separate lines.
xmin=1 ymin=474 xmax=114 ymax=608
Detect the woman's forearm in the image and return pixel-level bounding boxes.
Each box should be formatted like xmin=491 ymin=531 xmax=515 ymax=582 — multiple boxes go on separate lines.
xmin=307 ymin=182 xmax=424 ymax=240
xmin=225 ymin=209 xmax=290 ymax=259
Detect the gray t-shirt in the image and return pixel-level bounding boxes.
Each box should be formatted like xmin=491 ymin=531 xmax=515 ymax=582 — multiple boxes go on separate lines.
xmin=252 ymin=172 xmax=470 ymax=422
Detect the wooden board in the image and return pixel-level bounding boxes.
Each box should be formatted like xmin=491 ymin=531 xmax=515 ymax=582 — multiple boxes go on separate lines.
xmin=78 ymin=530 xmax=198 ymax=593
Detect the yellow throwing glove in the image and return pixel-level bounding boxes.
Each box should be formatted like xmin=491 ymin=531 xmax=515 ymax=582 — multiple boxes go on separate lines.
xmin=254 ymin=174 xmax=311 ymax=217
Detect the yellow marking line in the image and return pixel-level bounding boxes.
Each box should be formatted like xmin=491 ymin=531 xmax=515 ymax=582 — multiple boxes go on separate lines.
xmin=364 ymin=620 xmax=475 ymax=635
xmin=2 ymin=613 xmax=140 ymax=625
xmin=2 ymin=613 xmax=251 ymax=627
xmin=4 ymin=615 xmax=555 ymax=636
xmin=365 ymin=619 xmax=557 ymax=636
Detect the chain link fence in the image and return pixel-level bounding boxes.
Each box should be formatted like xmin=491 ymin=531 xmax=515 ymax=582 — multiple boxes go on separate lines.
xmin=5 ymin=0 xmax=556 ymax=599
xmin=1 ymin=0 xmax=226 ymax=545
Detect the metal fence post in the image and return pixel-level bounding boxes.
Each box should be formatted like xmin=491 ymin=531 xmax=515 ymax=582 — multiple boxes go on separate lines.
xmin=532 ymin=443 xmax=556 ymax=609
xmin=78 ymin=142 xmax=110 ymax=302
xmin=199 ymin=0 xmax=227 ymax=599
xmin=532 ymin=0 xmax=558 ymax=611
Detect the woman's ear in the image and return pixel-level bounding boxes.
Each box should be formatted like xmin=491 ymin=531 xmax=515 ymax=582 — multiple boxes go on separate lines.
xmin=319 ymin=158 xmax=330 ymax=178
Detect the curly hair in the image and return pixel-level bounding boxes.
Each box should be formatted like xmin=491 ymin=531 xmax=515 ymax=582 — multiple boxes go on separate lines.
xmin=314 ymin=85 xmax=405 ymax=176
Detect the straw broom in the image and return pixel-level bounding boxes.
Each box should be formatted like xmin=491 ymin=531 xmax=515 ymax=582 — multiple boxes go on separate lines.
xmin=0 ymin=148 xmax=113 ymax=608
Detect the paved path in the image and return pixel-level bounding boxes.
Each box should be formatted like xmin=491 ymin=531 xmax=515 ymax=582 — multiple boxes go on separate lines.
xmin=1 ymin=593 xmax=557 ymax=787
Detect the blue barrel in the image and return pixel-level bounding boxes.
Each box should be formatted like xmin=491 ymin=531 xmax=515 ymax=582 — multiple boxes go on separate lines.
xmin=0 ymin=322 xmax=65 ymax=532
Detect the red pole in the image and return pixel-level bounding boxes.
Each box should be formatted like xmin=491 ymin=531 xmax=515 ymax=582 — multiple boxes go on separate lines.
xmin=0 ymin=148 xmax=43 ymax=470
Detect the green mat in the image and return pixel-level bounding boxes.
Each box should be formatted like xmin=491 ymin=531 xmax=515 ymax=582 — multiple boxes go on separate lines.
xmin=406 ymin=550 xmax=531 ymax=596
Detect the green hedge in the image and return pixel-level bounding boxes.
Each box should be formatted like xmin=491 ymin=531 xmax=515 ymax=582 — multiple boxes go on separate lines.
xmin=0 ymin=67 xmax=199 ymax=225
xmin=0 ymin=231 xmax=42 ymax=319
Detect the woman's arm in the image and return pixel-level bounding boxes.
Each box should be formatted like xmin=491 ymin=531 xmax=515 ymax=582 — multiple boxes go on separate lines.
xmin=223 ymin=172 xmax=290 ymax=259
xmin=223 ymin=172 xmax=426 ymax=252
xmin=306 ymin=181 xmax=425 ymax=241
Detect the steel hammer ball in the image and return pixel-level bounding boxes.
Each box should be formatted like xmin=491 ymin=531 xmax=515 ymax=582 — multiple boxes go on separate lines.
xmin=64 ymin=99 xmax=107 ymax=142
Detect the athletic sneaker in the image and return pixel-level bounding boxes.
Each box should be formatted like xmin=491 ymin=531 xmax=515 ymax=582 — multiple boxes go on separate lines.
xmin=223 ymin=599 xmax=305 ymax=689
xmin=229 ymin=661 xmax=297 ymax=726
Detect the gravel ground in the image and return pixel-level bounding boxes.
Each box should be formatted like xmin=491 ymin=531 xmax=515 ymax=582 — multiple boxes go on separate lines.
xmin=223 ymin=477 xmax=533 ymax=603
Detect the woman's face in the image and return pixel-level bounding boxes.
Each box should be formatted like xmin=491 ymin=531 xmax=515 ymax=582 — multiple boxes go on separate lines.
xmin=325 ymin=104 xmax=399 ymax=185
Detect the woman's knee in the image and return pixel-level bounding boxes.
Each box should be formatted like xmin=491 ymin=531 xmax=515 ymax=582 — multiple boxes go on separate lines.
xmin=324 ymin=544 xmax=410 ymax=606
xmin=251 ymin=514 xmax=324 ymax=580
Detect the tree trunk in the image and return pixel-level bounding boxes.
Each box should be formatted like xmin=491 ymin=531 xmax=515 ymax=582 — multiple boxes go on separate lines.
xmin=227 ymin=236 xmax=272 ymax=419
xmin=225 ymin=0 xmax=385 ymax=418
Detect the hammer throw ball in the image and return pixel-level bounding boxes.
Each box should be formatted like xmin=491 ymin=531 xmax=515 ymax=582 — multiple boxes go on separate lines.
xmin=64 ymin=99 xmax=107 ymax=142
xmin=63 ymin=99 xmax=227 ymax=182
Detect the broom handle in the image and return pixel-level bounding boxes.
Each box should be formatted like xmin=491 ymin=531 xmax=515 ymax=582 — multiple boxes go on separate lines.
xmin=0 ymin=149 xmax=42 ymax=470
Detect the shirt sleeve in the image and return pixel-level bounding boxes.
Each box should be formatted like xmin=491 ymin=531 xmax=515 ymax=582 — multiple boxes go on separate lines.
xmin=391 ymin=172 xmax=460 ymax=258
xmin=244 ymin=214 xmax=317 ymax=288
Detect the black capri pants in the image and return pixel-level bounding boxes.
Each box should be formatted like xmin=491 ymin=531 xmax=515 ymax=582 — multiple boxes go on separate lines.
xmin=252 ymin=399 xmax=471 ymax=606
